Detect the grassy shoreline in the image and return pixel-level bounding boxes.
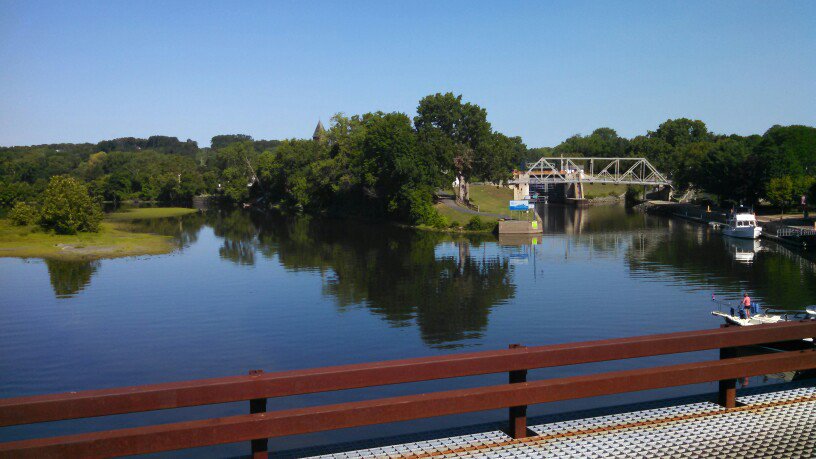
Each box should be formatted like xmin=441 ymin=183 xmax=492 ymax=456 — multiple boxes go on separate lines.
xmin=0 ymin=207 xmax=196 ymax=261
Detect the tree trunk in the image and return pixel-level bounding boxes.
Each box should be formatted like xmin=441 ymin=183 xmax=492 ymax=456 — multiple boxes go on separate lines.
xmin=458 ymin=175 xmax=470 ymax=203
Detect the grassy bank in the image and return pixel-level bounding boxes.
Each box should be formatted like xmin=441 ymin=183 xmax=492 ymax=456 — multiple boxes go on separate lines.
xmin=0 ymin=207 xmax=195 ymax=260
xmin=583 ymin=183 xmax=627 ymax=199
xmin=434 ymin=203 xmax=499 ymax=227
xmin=468 ymin=185 xmax=513 ymax=215
xmin=107 ymin=207 xmax=197 ymax=220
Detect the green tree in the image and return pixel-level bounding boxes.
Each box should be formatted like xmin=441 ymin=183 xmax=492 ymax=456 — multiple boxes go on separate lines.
xmin=211 ymin=134 xmax=253 ymax=150
xmin=754 ymin=125 xmax=816 ymax=189
xmin=767 ymin=176 xmax=794 ymax=211
xmin=415 ymin=93 xmax=492 ymax=202
xmin=214 ymin=141 xmax=259 ymax=203
xmin=38 ymin=176 xmax=103 ymax=234
xmin=648 ymin=118 xmax=711 ymax=147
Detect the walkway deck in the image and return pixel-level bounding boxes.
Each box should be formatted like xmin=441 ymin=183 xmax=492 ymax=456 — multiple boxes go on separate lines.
xmin=281 ymin=383 xmax=816 ymax=458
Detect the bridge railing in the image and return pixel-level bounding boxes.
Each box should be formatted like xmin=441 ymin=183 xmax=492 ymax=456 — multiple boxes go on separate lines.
xmin=2 ymin=321 xmax=816 ymax=457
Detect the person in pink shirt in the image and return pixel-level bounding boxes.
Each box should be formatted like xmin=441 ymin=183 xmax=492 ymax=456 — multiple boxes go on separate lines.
xmin=742 ymin=293 xmax=752 ymax=318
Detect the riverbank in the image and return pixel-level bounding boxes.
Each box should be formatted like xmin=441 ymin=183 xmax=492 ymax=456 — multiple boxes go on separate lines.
xmin=637 ymin=201 xmax=814 ymax=249
xmin=0 ymin=207 xmax=196 ymax=260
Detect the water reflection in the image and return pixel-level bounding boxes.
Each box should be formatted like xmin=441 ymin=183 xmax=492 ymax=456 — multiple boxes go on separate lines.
xmin=45 ymin=259 xmax=99 ymax=298
xmin=35 ymin=205 xmax=816 ymax=347
xmin=626 ymin=221 xmax=816 ymax=309
xmin=723 ymin=238 xmax=762 ymax=264
xmin=209 ymin=211 xmax=516 ymax=348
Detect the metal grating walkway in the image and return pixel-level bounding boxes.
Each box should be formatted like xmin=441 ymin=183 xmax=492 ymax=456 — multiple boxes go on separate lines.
xmin=288 ymin=385 xmax=816 ymax=458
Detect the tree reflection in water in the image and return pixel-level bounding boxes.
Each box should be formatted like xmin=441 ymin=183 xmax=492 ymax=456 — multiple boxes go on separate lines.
xmin=210 ymin=210 xmax=516 ymax=348
xmin=45 ymin=259 xmax=99 ymax=298
xmin=45 ymin=211 xmax=207 ymax=299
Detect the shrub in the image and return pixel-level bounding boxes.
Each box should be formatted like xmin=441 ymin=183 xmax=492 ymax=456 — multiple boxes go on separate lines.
xmin=625 ymin=186 xmax=642 ymax=203
xmin=38 ymin=176 xmax=103 ymax=234
xmin=402 ymin=186 xmax=446 ymax=227
xmin=465 ymin=216 xmax=488 ymax=231
xmin=8 ymin=202 xmax=39 ymax=226
xmin=449 ymin=220 xmax=461 ymax=228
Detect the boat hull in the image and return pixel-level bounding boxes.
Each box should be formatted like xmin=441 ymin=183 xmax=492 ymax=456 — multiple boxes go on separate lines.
xmin=723 ymin=226 xmax=762 ymax=239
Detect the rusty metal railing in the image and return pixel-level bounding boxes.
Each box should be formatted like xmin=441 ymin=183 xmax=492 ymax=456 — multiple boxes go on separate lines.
xmin=2 ymin=321 xmax=816 ymax=458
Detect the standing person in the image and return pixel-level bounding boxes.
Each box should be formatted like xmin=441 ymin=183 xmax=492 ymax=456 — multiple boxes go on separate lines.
xmin=742 ymin=293 xmax=752 ymax=318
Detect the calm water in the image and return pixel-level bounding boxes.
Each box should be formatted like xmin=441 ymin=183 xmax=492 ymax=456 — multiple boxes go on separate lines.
xmin=2 ymin=205 xmax=816 ymax=456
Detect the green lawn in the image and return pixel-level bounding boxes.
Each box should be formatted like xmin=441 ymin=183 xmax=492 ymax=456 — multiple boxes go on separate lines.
xmin=107 ymin=207 xmax=197 ymax=220
xmin=582 ymin=183 xmax=628 ymax=199
xmin=467 ymin=184 xmax=513 ymax=215
xmin=0 ymin=207 xmax=195 ymax=260
xmin=434 ymin=203 xmax=498 ymax=226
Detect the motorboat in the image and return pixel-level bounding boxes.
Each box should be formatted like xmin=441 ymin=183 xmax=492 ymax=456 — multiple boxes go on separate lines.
xmin=722 ymin=207 xmax=762 ymax=239
xmin=710 ymin=294 xmax=816 ymax=348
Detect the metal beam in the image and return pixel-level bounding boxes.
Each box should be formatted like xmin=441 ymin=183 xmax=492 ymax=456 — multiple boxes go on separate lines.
xmin=514 ymin=157 xmax=670 ymax=187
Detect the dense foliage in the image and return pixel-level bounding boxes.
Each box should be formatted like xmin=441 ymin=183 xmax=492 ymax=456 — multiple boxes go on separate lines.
xmin=544 ymin=120 xmax=816 ymax=207
xmin=38 ymin=176 xmax=103 ymax=234
xmin=1 ymin=97 xmax=814 ymax=223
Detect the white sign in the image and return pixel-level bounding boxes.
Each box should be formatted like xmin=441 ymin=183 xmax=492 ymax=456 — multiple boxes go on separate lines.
xmin=509 ymin=200 xmax=529 ymax=211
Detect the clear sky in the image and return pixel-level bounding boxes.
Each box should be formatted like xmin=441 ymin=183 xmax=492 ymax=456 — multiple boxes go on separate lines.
xmin=1 ymin=0 xmax=814 ymax=148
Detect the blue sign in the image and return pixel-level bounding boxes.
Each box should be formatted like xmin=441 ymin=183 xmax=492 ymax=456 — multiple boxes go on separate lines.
xmin=509 ymin=200 xmax=529 ymax=211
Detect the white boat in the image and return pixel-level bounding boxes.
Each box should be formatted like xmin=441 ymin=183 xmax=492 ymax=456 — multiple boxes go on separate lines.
xmin=710 ymin=295 xmax=816 ymax=346
xmin=722 ymin=209 xmax=762 ymax=239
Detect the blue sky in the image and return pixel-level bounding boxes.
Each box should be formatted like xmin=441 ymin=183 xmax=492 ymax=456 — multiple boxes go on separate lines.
xmin=1 ymin=0 xmax=814 ymax=148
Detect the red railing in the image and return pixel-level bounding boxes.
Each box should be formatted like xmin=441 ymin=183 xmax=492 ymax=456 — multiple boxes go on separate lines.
xmin=1 ymin=321 xmax=816 ymax=458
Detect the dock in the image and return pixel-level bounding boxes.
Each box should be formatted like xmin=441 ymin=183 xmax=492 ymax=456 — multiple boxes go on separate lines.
xmin=282 ymin=383 xmax=816 ymax=458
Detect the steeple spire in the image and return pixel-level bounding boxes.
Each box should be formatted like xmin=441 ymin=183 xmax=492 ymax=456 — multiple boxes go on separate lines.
xmin=312 ymin=120 xmax=326 ymax=141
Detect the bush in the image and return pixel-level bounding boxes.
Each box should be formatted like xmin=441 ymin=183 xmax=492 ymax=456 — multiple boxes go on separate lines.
xmin=465 ymin=216 xmax=488 ymax=231
xmin=449 ymin=220 xmax=461 ymax=228
xmin=625 ymin=186 xmax=642 ymax=204
xmin=8 ymin=202 xmax=39 ymax=226
xmin=402 ymin=186 xmax=446 ymax=228
xmin=38 ymin=176 xmax=103 ymax=234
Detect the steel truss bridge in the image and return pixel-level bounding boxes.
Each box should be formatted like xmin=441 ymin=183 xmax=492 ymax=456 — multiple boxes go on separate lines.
xmin=512 ymin=157 xmax=671 ymax=187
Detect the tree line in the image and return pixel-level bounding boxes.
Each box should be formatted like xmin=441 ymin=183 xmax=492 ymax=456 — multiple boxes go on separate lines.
xmin=1 ymin=94 xmax=815 ymax=232
xmin=532 ymin=119 xmax=816 ymax=209
xmin=0 ymin=93 xmax=524 ymax=228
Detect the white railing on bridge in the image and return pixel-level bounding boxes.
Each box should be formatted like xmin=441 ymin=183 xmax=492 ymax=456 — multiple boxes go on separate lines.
xmin=512 ymin=157 xmax=671 ymax=187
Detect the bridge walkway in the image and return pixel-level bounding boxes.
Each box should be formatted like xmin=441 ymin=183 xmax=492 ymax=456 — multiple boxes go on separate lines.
xmin=281 ymin=382 xmax=816 ymax=458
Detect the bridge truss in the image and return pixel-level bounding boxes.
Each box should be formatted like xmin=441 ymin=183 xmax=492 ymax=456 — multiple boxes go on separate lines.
xmin=513 ymin=157 xmax=671 ymax=187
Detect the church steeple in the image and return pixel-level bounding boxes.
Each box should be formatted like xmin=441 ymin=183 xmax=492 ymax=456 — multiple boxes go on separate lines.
xmin=312 ymin=120 xmax=326 ymax=141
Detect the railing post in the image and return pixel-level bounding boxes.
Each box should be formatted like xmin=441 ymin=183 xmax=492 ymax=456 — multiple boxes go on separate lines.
xmin=717 ymin=325 xmax=737 ymax=408
xmin=508 ymin=344 xmax=528 ymax=439
xmin=248 ymin=370 xmax=268 ymax=458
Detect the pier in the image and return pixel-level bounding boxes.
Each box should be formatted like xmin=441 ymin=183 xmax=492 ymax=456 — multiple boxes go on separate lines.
xmin=2 ymin=321 xmax=816 ymax=457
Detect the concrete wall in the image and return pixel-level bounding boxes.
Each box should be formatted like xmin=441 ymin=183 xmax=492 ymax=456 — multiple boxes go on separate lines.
xmin=498 ymin=219 xmax=543 ymax=234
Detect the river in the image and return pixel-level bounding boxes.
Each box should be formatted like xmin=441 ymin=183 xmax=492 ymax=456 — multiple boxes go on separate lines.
xmin=2 ymin=205 xmax=816 ymax=455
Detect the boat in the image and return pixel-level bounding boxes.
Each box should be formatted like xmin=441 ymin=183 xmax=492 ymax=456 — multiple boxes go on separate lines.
xmin=722 ymin=207 xmax=762 ymax=239
xmin=710 ymin=294 xmax=816 ymax=348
